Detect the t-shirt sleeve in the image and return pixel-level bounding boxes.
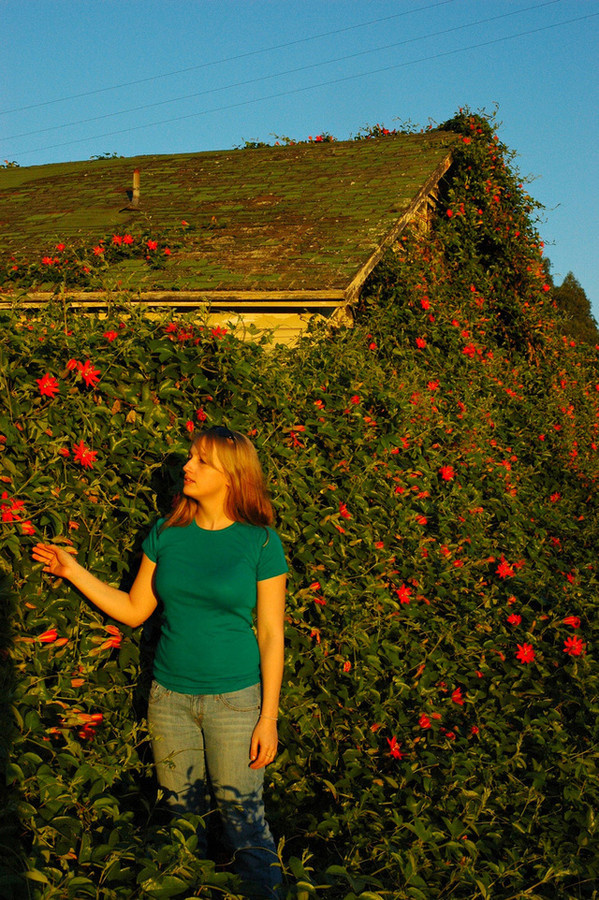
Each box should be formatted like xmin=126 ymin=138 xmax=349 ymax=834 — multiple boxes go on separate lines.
xmin=141 ymin=519 xmax=165 ymax=563
xmin=257 ymin=527 xmax=288 ymax=580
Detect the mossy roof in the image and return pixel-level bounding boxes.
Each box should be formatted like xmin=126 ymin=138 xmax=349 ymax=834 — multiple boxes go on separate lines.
xmin=0 ymin=131 xmax=456 ymax=302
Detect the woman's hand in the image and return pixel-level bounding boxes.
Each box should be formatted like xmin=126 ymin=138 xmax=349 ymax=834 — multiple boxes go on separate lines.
xmin=31 ymin=544 xmax=157 ymax=628
xmin=254 ymin=573 xmax=285 ymax=770
xmin=249 ymin=716 xmax=278 ymax=769
xmin=32 ymin=542 xmax=79 ymax=580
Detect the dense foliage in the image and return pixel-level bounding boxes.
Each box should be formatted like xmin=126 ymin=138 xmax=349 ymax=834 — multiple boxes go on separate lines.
xmin=1 ymin=112 xmax=599 ymax=899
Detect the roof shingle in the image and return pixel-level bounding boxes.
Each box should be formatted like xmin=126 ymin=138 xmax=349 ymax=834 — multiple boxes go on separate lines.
xmin=0 ymin=131 xmax=457 ymax=301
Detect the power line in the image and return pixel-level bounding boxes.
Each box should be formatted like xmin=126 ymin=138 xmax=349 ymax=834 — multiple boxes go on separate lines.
xmin=1 ymin=0 xmax=563 ymax=143
xmin=8 ymin=12 xmax=597 ymax=160
xmin=0 ymin=0 xmax=458 ymax=116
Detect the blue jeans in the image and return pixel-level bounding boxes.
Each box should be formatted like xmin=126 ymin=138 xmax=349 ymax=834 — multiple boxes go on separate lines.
xmin=147 ymin=680 xmax=280 ymax=897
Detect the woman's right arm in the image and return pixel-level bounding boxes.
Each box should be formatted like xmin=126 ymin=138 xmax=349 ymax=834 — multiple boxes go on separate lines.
xmin=31 ymin=543 xmax=158 ymax=627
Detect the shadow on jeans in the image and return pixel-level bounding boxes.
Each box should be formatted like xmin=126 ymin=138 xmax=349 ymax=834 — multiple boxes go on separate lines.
xmin=154 ymin=773 xmax=281 ymax=898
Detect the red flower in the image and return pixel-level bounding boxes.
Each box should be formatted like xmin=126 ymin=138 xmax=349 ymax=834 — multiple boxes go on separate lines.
xmin=343 ymin=660 xmax=352 ymax=673
xmin=211 ymin=326 xmax=227 ymax=339
xmin=103 ymin=330 xmax=118 ymax=342
xmin=55 ymin=243 xmax=65 ymax=251
xmin=36 ymin=373 xmax=60 ymax=398
xmin=2 ymin=505 xmax=18 ymax=523
xmin=563 ymin=636 xmax=585 ymax=656
xmin=93 ymin=245 xmax=104 ymax=256
xmin=550 ymin=492 xmax=561 ymax=503
xmin=446 ymin=209 xmax=453 ymax=217
xmin=164 ymin=247 xmax=172 ymax=256
xmin=507 ymin=613 xmax=522 ymax=626
xmin=78 ymin=714 xmax=102 ymax=739
xmin=122 ymin=234 xmax=134 ymax=245
xmin=146 ymin=239 xmax=158 ymax=251
xmin=395 ymin=584 xmax=411 ymax=604
xmin=100 ymin=625 xmax=123 ymax=650
xmin=439 ymin=465 xmax=455 ymax=481
xmin=72 ymin=440 xmax=98 ymax=469
xmin=496 ymin=558 xmax=514 ymax=579
xmin=196 ymin=408 xmax=207 ymax=423
xmin=21 ymin=520 xmax=35 ymax=535
xmin=451 ymin=688 xmax=464 ymax=706
xmin=1 ymin=494 xmax=25 ymax=522
xmin=58 ymin=447 xmax=70 ymax=457
xmin=185 ymin=420 xmax=194 ymax=433
xmin=339 ymin=502 xmax=351 ymax=520
xmin=387 ymin=736 xmax=402 ymax=759
xmin=38 ymin=628 xmax=58 ymax=643
xmin=416 ymin=337 xmax=426 ymax=349
xmin=563 ymin=616 xmax=581 ymax=629
xmin=516 ymin=643 xmax=535 ymax=663
xmin=418 ymin=714 xmax=431 ymax=729
xmin=79 ymin=361 xmax=100 ymax=388
xmin=77 ymin=712 xmax=104 ymax=726
xmin=350 ymin=395 xmax=360 ymax=405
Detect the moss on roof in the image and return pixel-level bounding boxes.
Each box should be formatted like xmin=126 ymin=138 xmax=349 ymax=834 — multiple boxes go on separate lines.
xmin=0 ymin=132 xmax=456 ymax=296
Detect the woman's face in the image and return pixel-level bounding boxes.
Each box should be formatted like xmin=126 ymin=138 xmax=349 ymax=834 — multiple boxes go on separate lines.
xmin=182 ymin=440 xmax=229 ymax=504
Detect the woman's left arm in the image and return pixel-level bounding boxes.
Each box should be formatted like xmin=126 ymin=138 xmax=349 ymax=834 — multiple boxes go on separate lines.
xmin=250 ymin=573 xmax=286 ymax=769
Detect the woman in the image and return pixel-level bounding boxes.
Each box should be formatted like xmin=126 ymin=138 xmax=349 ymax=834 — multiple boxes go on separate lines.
xmin=32 ymin=426 xmax=287 ymax=897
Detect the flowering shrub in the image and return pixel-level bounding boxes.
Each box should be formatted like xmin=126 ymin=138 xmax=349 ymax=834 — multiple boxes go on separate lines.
xmin=1 ymin=113 xmax=599 ymax=898
xmin=2 ymin=230 xmax=176 ymax=291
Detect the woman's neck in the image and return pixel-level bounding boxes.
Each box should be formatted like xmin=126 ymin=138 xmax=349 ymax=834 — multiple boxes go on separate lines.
xmin=194 ymin=503 xmax=235 ymax=531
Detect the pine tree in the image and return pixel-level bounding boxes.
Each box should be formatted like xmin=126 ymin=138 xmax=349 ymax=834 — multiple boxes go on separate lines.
xmin=553 ymin=271 xmax=599 ymax=343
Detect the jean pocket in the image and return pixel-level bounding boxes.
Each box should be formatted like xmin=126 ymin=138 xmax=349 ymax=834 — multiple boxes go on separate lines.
xmin=219 ymin=682 xmax=261 ymax=712
xmin=148 ymin=680 xmax=172 ymax=704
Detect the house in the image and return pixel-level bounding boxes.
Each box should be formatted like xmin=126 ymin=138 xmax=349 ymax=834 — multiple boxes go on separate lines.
xmin=0 ymin=131 xmax=457 ymax=343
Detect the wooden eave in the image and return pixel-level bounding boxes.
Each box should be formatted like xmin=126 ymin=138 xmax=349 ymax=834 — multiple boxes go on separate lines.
xmin=0 ymin=289 xmax=344 ymax=311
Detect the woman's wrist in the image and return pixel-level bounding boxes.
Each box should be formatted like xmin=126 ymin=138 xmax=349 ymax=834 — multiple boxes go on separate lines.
xmin=260 ymin=713 xmax=278 ymax=721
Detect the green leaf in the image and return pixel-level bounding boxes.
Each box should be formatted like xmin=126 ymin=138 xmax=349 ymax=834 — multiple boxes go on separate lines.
xmin=139 ymin=875 xmax=189 ymax=898
xmin=23 ymin=870 xmax=50 ymax=884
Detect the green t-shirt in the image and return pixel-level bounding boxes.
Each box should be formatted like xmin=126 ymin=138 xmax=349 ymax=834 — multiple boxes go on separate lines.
xmin=142 ymin=518 xmax=288 ymax=694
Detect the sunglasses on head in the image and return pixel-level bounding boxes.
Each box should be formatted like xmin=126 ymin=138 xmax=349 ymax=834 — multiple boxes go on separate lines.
xmin=210 ymin=425 xmax=238 ymax=441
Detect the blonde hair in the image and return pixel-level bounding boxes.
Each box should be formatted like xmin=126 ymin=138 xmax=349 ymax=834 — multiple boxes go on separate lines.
xmin=164 ymin=427 xmax=273 ymax=529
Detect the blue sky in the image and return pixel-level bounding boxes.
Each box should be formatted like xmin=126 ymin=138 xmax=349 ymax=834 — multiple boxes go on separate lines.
xmin=1 ymin=0 xmax=598 ymax=316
